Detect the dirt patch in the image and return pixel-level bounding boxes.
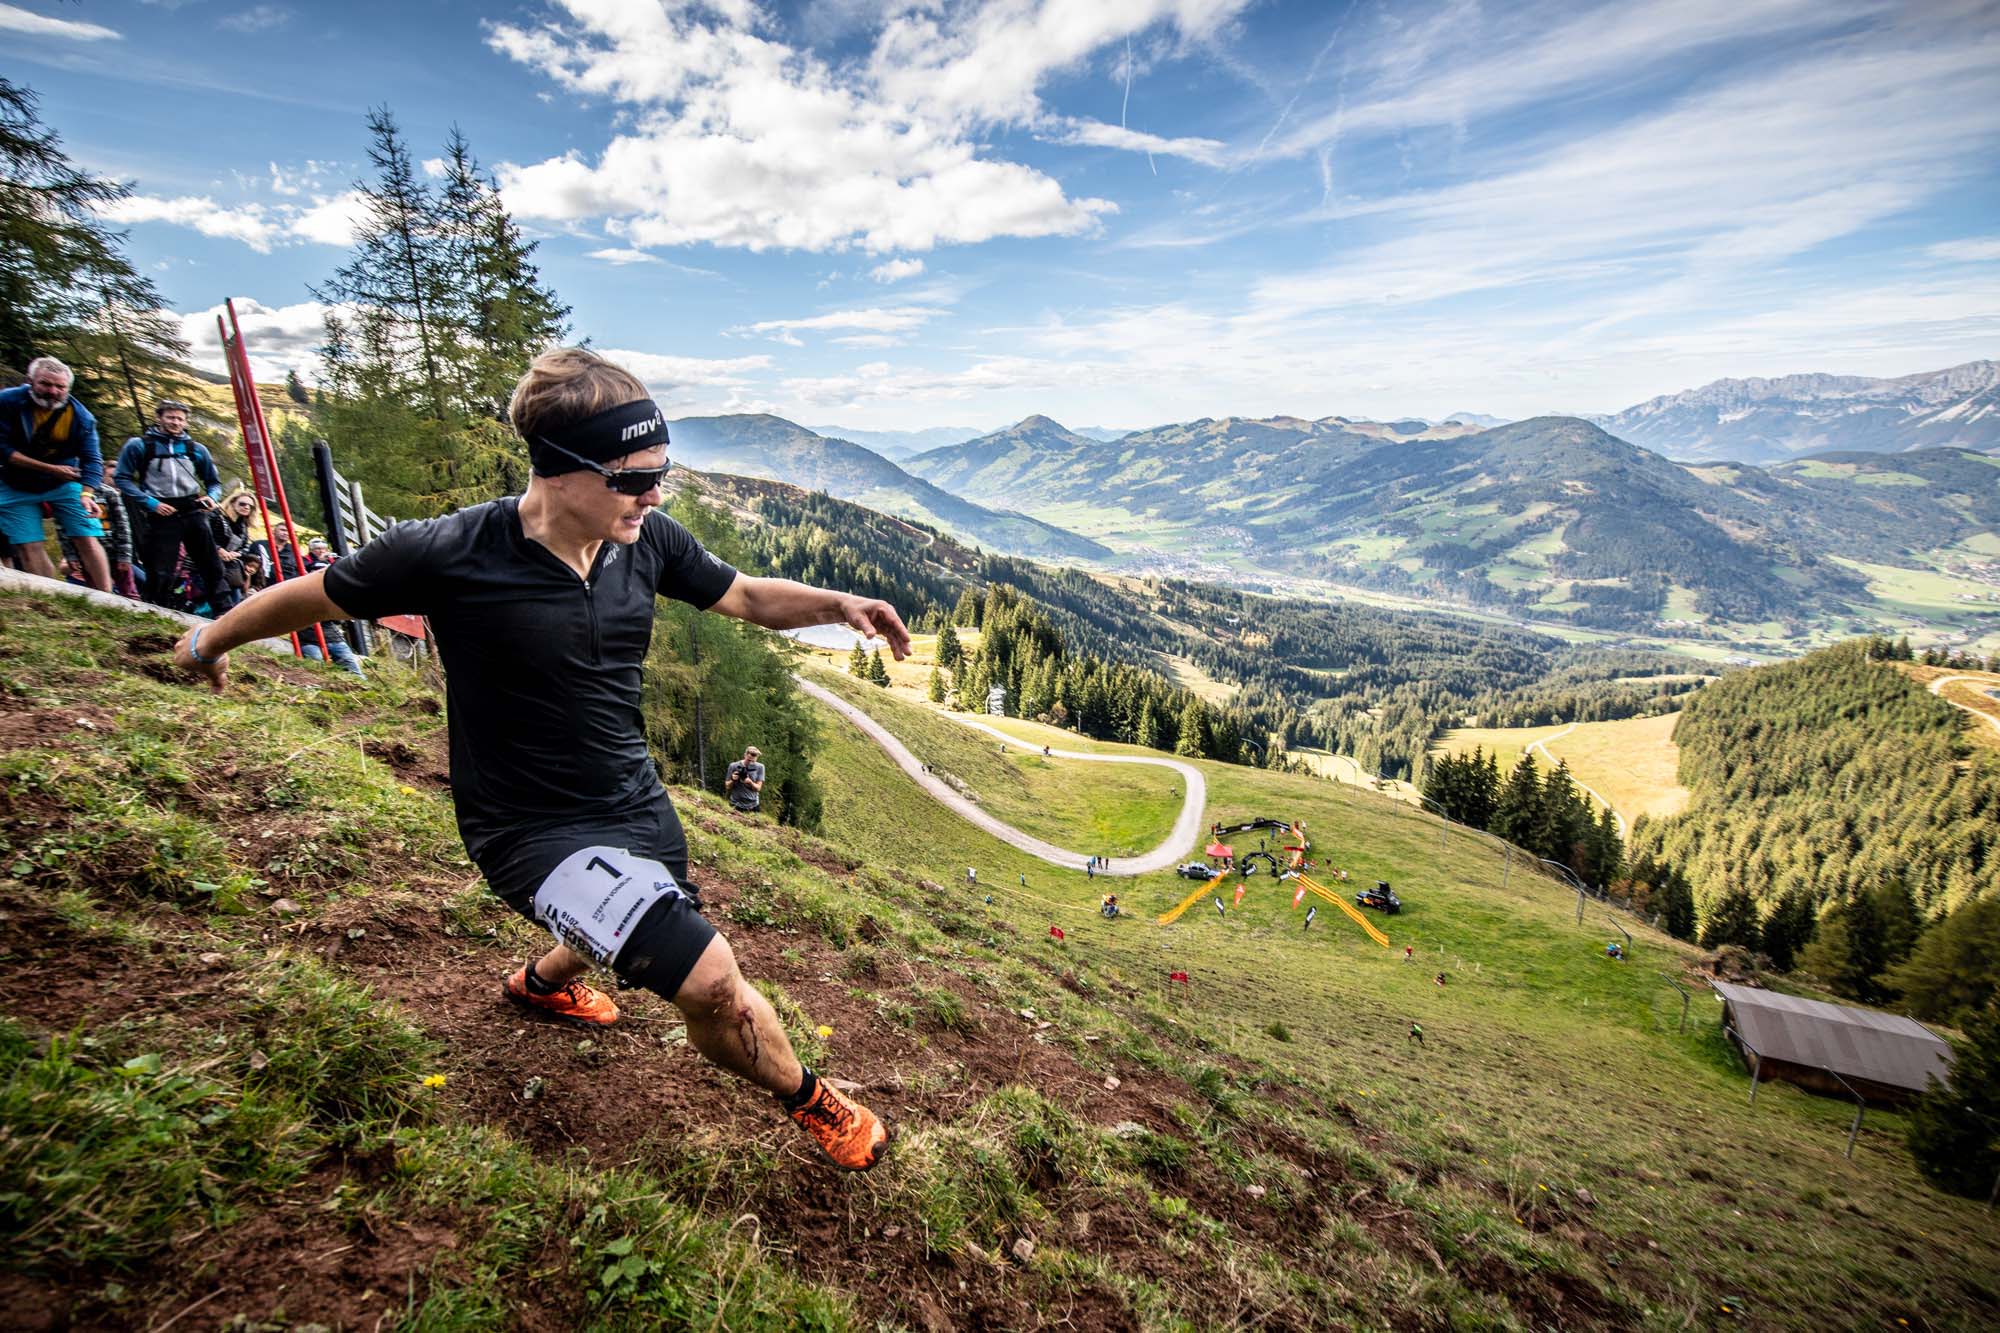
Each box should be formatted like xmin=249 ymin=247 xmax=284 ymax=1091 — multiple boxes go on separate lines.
xmin=361 ymin=736 xmax=451 ymax=790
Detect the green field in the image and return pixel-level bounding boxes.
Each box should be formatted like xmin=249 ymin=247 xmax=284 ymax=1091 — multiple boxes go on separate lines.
xmin=1438 ymin=713 xmax=1691 ymax=829
xmin=808 ymin=666 xmax=1183 ymax=858
xmin=805 ymin=682 xmax=1998 ymax=1329
xmin=5 ymin=586 xmax=1997 ymax=1328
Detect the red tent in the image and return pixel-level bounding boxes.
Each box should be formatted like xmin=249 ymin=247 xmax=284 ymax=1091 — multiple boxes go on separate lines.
xmin=1206 ymin=842 xmax=1233 ymax=859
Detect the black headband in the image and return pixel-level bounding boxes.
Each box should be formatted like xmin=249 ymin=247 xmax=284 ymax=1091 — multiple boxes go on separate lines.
xmin=530 ymin=398 xmax=669 ymax=476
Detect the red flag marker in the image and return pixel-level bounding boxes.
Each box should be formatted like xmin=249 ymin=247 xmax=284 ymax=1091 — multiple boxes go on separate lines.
xmin=1049 ymin=925 xmax=1065 ymax=941
xmin=1233 ymin=883 xmax=1246 ymax=907
xmin=1169 ymin=970 xmax=1190 ymax=984
xmin=1293 ymin=884 xmax=1307 ymax=908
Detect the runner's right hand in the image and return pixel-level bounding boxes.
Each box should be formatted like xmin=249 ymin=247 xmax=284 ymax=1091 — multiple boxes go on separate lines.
xmin=173 ymin=626 xmax=229 ymax=693
xmin=155 ymin=502 xmax=177 ymax=517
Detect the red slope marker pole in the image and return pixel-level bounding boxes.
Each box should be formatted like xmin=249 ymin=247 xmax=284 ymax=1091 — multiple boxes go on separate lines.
xmin=225 ymin=300 xmax=328 ymax=655
xmin=220 ymin=316 xmax=302 ymax=656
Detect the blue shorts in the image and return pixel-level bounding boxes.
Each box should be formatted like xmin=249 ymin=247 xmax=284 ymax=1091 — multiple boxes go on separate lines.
xmin=0 ymin=477 xmax=104 ymax=546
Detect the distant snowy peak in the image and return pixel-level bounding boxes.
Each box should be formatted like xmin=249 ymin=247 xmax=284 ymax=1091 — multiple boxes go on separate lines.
xmin=1596 ymin=360 xmax=2000 ymax=462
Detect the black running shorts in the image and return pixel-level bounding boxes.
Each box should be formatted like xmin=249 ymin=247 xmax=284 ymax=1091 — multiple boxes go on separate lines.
xmin=476 ymin=790 xmax=718 ymax=1001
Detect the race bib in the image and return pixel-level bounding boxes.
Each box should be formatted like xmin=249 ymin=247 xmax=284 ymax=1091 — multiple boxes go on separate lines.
xmin=531 ymin=845 xmax=682 ymax=967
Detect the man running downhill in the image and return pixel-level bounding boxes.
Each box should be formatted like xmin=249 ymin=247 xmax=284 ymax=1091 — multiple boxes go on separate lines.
xmin=173 ymin=349 xmax=905 ymax=1171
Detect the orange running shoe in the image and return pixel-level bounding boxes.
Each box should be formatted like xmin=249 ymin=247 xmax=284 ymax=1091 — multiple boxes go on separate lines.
xmin=788 ymin=1078 xmax=890 ymax=1171
xmin=503 ymin=965 xmax=620 ymax=1027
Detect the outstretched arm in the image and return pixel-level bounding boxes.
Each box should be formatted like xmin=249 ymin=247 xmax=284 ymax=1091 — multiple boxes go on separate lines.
xmin=709 ymin=573 xmax=911 ymax=659
xmin=172 ymin=570 xmax=349 ymax=692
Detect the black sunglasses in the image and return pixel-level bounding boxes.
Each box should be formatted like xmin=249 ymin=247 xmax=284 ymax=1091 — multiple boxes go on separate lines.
xmin=536 ymin=438 xmax=670 ymax=496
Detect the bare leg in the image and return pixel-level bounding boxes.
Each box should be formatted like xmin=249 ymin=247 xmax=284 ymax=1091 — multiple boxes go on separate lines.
xmin=672 ymin=934 xmax=805 ymax=1095
xmin=530 ymin=942 xmax=591 ymax=986
xmin=73 ymin=535 xmax=111 ymax=592
xmin=13 ymin=542 xmax=57 ymax=579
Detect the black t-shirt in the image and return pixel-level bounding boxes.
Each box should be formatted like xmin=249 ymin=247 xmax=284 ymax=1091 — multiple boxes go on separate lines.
xmin=323 ymin=498 xmax=737 ymax=859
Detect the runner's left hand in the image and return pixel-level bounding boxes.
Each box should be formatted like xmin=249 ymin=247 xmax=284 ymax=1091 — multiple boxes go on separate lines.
xmin=839 ymin=595 xmax=912 ymax=660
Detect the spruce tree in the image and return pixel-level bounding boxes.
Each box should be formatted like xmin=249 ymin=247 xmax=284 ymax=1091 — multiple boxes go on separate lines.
xmin=927 ymin=665 xmax=946 ymax=703
xmin=1905 ymin=1002 xmax=2000 ymax=1199
xmin=1885 ymin=899 xmax=2000 ymax=1024
xmin=1759 ymin=886 xmax=1817 ymax=971
xmin=285 ymin=368 xmax=310 ymax=405
xmin=0 ymin=79 xmax=189 ymax=440
xmin=1136 ymin=699 xmax=1160 ymax=751
xmin=1699 ymin=886 xmax=1762 ymax=951
xmin=867 ymin=649 xmax=891 ymax=686
xmin=1175 ymin=697 xmax=1208 ymax=757
xmin=1491 ymin=754 xmax=1542 ymax=848
xmin=848 ymin=642 xmax=869 ymax=677
xmin=936 ymin=622 xmax=962 ymax=669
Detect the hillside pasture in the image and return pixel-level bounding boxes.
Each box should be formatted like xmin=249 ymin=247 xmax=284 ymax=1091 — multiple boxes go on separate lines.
xmin=1436 ymin=711 xmax=1691 ymax=829
xmin=804 ymin=680 xmax=2000 ymax=1330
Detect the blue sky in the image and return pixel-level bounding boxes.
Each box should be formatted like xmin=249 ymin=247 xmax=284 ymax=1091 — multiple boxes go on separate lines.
xmin=10 ymin=0 xmax=2000 ymax=432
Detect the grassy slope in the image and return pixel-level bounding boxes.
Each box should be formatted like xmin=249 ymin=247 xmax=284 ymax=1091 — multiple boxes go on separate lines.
xmin=808 ymin=693 xmax=2000 ymax=1330
xmin=1437 ymin=713 xmax=1692 ymax=828
xmin=808 ymin=664 xmax=1182 ymax=859
xmin=2 ymin=587 xmax=1995 ymax=1329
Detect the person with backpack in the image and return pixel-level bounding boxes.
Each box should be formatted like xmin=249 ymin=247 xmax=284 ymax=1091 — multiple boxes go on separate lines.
xmin=170 ymin=347 xmax=904 ymax=1172
xmin=0 ymin=357 xmax=112 ymax=591
xmin=116 ymin=400 xmax=225 ymax=610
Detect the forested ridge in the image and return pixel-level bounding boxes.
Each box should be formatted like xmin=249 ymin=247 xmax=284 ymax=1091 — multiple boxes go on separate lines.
xmin=1631 ymin=642 xmax=1999 ymax=918
xmin=1622 ymin=641 xmax=2000 ymax=1020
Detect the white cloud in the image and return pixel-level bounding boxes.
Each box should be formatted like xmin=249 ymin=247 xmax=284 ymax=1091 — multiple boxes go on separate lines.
xmin=485 ymin=1 xmax=1247 ymax=252
xmin=420 ymin=157 xmax=447 ymax=179
xmin=1929 ymin=237 xmax=2000 ymax=263
xmin=1265 ymin=0 xmax=1880 ymax=159
xmin=99 ymin=195 xmax=286 ymax=252
xmin=733 ymin=306 xmax=942 ymax=347
xmin=288 ymin=190 xmax=368 ymax=247
xmin=588 ymin=247 xmax=660 ymax=265
xmin=869 ymin=258 xmax=925 ymax=283
xmin=268 ymin=160 xmax=335 ymax=197
xmin=1053 ymin=118 xmax=1227 ymax=166
xmin=218 ymin=4 xmax=293 ymax=34
xmin=178 ymin=298 xmax=332 ymax=385
xmin=0 ymin=2 xmax=120 ymax=40
xmin=98 ymin=188 xmax=366 ymax=251
xmin=599 ymin=348 xmax=776 ymax=410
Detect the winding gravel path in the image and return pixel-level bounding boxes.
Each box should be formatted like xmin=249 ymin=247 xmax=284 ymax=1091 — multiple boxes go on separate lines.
xmin=1928 ymin=673 xmax=2000 ymax=740
xmin=1526 ymin=723 xmax=1626 ymax=837
xmin=796 ymin=676 xmax=1205 ymax=875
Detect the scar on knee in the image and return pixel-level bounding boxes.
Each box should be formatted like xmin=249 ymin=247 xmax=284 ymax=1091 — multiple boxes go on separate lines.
xmin=735 ymin=1003 xmax=760 ymax=1065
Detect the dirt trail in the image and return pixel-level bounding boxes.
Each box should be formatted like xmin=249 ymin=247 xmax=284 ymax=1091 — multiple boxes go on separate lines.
xmin=1528 ymin=724 xmax=1625 ymax=837
xmin=796 ymin=677 xmax=1205 ymax=874
xmin=1929 ymin=673 xmax=2000 ymax=739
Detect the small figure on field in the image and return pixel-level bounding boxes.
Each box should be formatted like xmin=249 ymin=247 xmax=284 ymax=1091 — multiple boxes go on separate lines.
xmin=1409 ymin=1022 xmax=1424 ymax=1046
xmin=1404 ymin=945 xmax=1414 ymax=963
xmin=1101 ymin=893 xmax=1120 ymax=919
xmin=1434 ymin=972 xmax=1447 ymax=988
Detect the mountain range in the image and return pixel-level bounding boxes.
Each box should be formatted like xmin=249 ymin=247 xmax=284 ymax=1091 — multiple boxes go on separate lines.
xmin=664 ymin=356 xmax=2000 ymax=638
xmin=666 ymin=414 xmax=1107 ymax=561
xmin=1592 ymin=360 xmax=2000 ymax=463
xmin=904 ymin=412 xmax=2000 ymax=631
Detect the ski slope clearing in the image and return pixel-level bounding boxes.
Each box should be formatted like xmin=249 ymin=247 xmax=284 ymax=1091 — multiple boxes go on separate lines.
xmin=1437 ymin=711 xmax=1691 ymax=830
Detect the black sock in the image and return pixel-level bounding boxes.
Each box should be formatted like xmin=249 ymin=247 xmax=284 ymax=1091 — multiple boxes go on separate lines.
xmin=524 ymin=962 xmax=563 ymax=996
xmin=780 ymin=1066 xmax=819 ymax=1112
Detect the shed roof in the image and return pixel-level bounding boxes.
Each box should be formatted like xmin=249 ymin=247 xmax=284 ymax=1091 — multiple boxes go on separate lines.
xmin=1712 ymin=981 xmax=1952 ymax=1094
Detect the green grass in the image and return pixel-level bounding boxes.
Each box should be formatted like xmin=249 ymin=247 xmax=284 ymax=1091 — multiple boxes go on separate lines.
xmin=6 ymin=584 xmax=2000 ymax=1329
xmin=808 ymin=664 xmax=1183 ymax=858
xmin=805 ymin=685 xmax=2000 ymax=1328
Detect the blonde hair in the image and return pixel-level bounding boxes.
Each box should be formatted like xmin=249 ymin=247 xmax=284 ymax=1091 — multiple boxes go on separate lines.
xmin=507 ymin=348 xmax=648 ymax=443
